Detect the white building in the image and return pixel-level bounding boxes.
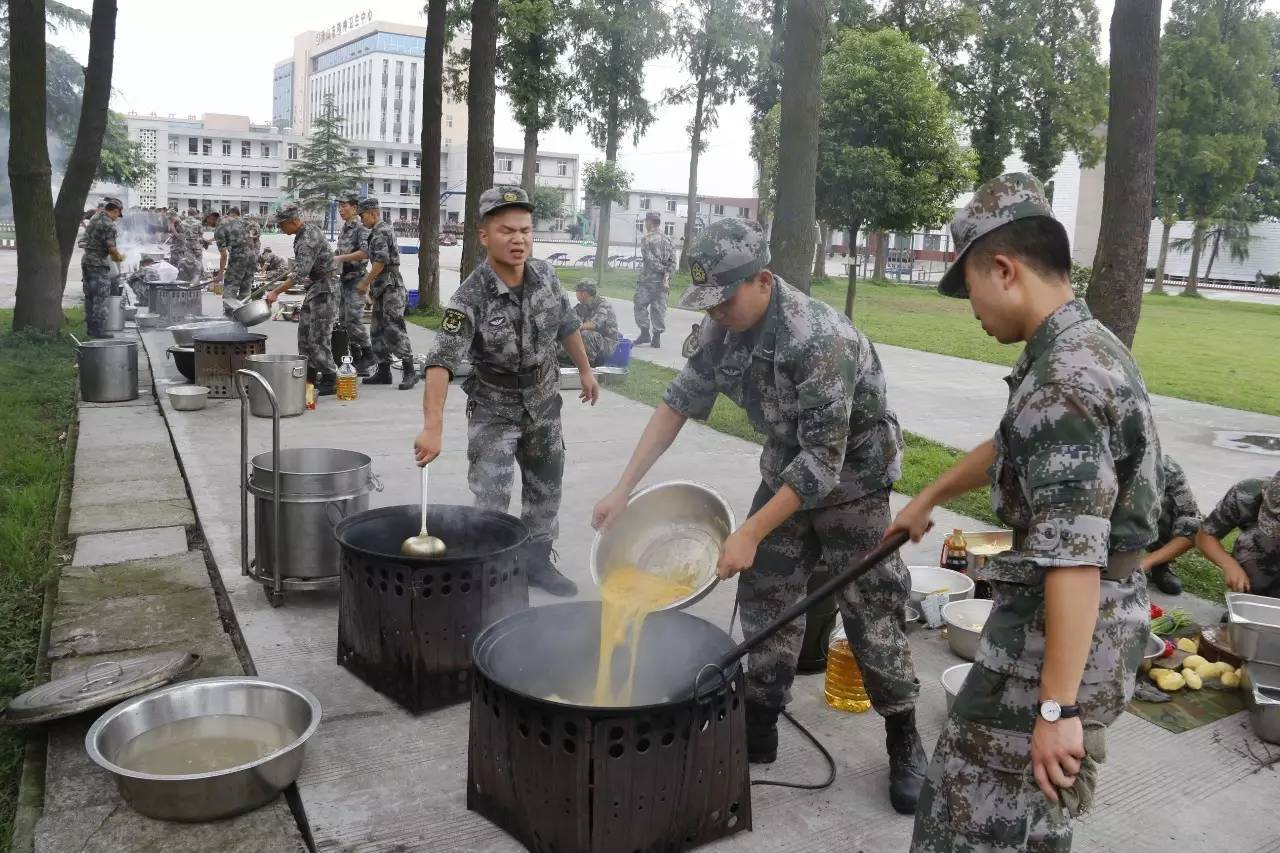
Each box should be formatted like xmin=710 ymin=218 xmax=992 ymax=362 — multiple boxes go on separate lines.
xmin=598 ymin=189 xmax=759 ymax=252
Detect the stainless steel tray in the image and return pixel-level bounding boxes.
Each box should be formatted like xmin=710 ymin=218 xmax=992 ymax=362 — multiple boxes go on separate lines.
xmin=1227 ymin=592 xmax=1280 ymax=667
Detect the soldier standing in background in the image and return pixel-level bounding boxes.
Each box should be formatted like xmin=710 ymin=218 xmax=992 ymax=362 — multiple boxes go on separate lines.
xmin=263 ymin=204 xmax=340 ymax=396
xmin=592 ymin=218 xmax=927 ymax=813
xmin=357 ymin=198 xmax=418 ymax=390
xmin=81 ymin=196 xmax=126 ymax=338
xmin=247 ymin=217 xmax=262 ymax=259
xmin=165 ymin=208 xmax=184 ymax=273
xmin=331 ymin=191 xmax=377 ymax=376
xmin=561 ymin=279 xmax=619 ymax=366
xmin=208 ymin=208 xmax=255 ymax=303
xmin=890 ymin=174 xmax=1160 ymax=851
xmin=179 ymin=208 xmax=206 ymax=285
xmin=634 ymin=210 xmax=676 ymax=348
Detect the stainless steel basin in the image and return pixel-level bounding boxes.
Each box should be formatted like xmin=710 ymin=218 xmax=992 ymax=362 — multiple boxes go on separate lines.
xmin=1249 ymin=684 xmax=1280 ymax=745
xmin=1227 ymin=593 xmax=1280 ymax=666
xmin=85 ymin=676 xmax=321 ymax=822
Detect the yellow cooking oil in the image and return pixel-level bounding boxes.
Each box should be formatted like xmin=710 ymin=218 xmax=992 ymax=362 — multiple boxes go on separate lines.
xmin=824 ymin=624 xmax=871 ymax=713
xmin=336 ymin=355 xmax=359 ymax=401
xmin=592 ymin=564 xmax=694 ymax=707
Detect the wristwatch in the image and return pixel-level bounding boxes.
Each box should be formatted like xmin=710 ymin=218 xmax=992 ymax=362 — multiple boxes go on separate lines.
xmin=1038 ymin=699 xmax=1081 ymax=722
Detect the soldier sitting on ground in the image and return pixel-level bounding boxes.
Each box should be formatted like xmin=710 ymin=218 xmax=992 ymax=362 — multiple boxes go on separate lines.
xmin=559 ymin=280 xmax=619 ymax=366
xmin=1195 ymin=470 xmax=1280 ymax=597
xmin=1140 ymin=454 xmax=1201 ymax=595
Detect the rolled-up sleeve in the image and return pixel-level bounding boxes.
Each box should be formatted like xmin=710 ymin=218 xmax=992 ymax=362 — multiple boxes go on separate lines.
xmin=662 ymin=347 xmax=719 ymax=421
xmin=779 ymin=352 xmax=855 ymax=505
xmin=1013 ymin=386 xmax=1117 ymax=568
xmin=1203 ymin=480 xmax=1265 ymax=538
xmin=367 ymin=229 xmax=391 ymax=265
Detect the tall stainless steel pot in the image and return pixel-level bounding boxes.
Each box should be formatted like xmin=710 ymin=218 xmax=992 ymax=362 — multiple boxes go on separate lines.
xmin=73 ymin=336 xmax=138 ymax=403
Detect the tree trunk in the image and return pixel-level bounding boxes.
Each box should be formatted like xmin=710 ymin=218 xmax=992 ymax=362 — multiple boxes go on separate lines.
xmin=681 ymin=76 xmax=708 ymax=274
xmin=418 ymin=0 xmax=446 ymax=309
xmin=1151 ymin=218 xmax=1171 ymax=295
xmin=54 ymin=0 xmax=117 ymax=290
xmin=461 ymin=0 xmax=499 ymax=280
xmin=1203 ymin=228 xmax=1221 ymax=282
xmin=843 ymin=218 xmax=862 ymax=317
xmin=520 ymin=122 xmax=538 ymax=196
xmin=1184 ymin=219 xmax=1205 ymax=296
xmin=872 ymin=232 xmax=888 ymax=280
xmin=594 ymin=104 xmax=620 ymax=283
xmin=9 ymin=0 xmax=65 ymax=334
xmin=1085 ymin=0 xmax=1160 ymax=347
xmin=812 ymin=221 xmax=829 ymax=280
xmin=768 ymin=0 xmax=827 ymax=294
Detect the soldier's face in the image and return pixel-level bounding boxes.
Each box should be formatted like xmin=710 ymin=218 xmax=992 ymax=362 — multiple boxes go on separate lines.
xmin=280 ymin=219 xmax=301 ymax=236
xmin=964 ymin=253 xmax=1025 ymax=343
xmin=338 ymin=202 xmax=358 ymax=221
xmin=480 ymin=209 xmax=534 ymax=267
xmin=708 ymin=271 xmax=772 ymax=331
xmin=576 ymin=290 xmax=591 ymax=304
xmin=360 ymin=210 xmax=380 ymax=227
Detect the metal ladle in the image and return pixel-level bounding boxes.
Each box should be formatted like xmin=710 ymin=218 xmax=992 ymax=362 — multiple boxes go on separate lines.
xmin=401 ymin=465 xmax=447 ymax=557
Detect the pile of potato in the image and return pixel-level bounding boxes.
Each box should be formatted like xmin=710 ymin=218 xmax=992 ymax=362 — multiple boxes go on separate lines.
xmin=1142 ymin=636 xmax=1243 ymax=692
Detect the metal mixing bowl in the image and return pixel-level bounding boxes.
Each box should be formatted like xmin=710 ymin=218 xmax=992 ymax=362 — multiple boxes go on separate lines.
xmin=85 ymin=676 xmax=321 ymax=822
xmin=166 ymin=385 xmax=209 ymax=411
xmin=941 ymin=662 xmax=973 ymax=713
xmin=589 ymin=480 xmax=735 ymax=611
xmin=942 ymin=598 xmax=993 ymax=661
xmin=908 ymin=565 xmax=975 ymax=606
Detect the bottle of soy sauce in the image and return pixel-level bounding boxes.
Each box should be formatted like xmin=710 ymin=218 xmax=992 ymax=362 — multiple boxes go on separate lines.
xmin=942 ymin=529 xmax=969 ymax=574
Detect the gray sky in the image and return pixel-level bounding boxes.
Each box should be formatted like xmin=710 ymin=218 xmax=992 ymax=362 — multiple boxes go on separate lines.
xmin=54 ymin=0 xmax=1280 ymax=200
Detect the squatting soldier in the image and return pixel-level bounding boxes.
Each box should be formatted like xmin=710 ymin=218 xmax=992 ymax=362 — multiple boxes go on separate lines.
xmin=592 ymin=217 xmax=928 ymax=814
xmin=81 ymin=196 xmax=126 ymax=338
xmin=356 ymin=197 xmax=417 ymax=390
xmin=1140 ymin=455 xmax=1202 ymax=595
xmin=564 ymin=279 xmax=619 ymax=366
xmin=259 ymin=248 xmax=286 ymax=276
xmin=634 ymin=210 xmax=676 ymax=348
xmin=890 ymin=174 xmax=1160 ymax=851
xmin=331 ymin=191 xmax=377 ymax=376
xmin=209 ymin=208 xmax=255 ymax=302
xmin=1196 ymin=470 xmax=1280 ymax=597
xmin=416 ymin=185 xmax=600 ymax=596
xmin=264 ymin=204 xmax=340 ymax=395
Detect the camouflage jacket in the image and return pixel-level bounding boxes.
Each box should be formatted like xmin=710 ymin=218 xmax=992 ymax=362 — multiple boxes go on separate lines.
xmin=425 ymin=258 xmax=580 ymax=416
xmin=181 ymin=216 xmax=205 ymax=259
xmin=977 ymin=298 xmax=1160 ymax=689
xmin=575 ymin=296 xmax=620 ymax=351
xmin=260 ymin=253 xmax=285 ymax=273
xmin=664 ymin=276 xmax=902 ymax=509
xmin=291 ymin=223 xmax=336 ymax=295
xmin=336 ymin=218 xmax=370 ymax=280
xmin=213 ymin=216 xmax=252 ymax=261
xmin=367 ymin=220 xmax=401 ymax=282
xmin=1156 ymin=455 xmax=1202 ymax=544
xmin=247 ymin=220 xmax=261 ymax=252
xmin=80 ymin=211 xmax=118 ymax=269
xmin=639 ymin=230 xmax=676 ymax=285
xmin=1202 ymin=474 xmax=1280 ymax=577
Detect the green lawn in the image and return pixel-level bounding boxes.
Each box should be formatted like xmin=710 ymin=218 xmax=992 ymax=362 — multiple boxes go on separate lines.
xmin=554 ymin=267 xmax=1280 ymax=417
xmin=0 ymin=310 xmax=81 ymax=849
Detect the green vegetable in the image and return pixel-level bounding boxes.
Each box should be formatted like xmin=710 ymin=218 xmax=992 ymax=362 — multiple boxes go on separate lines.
xmin=1150 ymin=608 xmax=1193 ymax=637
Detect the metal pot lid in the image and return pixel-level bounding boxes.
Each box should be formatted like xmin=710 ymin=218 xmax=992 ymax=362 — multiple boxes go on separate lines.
xmin=0 ymin=651 xmax=199 ymax=726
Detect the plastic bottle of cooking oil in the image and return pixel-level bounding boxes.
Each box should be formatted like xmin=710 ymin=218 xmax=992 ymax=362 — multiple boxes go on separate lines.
xmin=336 ymin=356 xmax=359 ymax=401
xmin=824 ymin=623 xmax=871 ymax=713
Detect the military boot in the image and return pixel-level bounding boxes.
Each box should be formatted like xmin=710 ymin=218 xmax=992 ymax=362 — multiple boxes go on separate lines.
xmin=352 ymin=346 xmax=378 ymax=377
xmin=397 ymin=357 xmax=419 ymax=391
xmin=885 ymin=708 xmax=928 ymax=814
xmin=651 ymin=331 xmax=661 ymax=348
xmin=522 ymin=540 xmax=578 ymax=597
xmin=316 ymin=373 xmax=338 ymax=396
xmin=745 ymin=700 xmax=780 ymax=764
xmin=1151 ymin=563 xmax=1182 ymax=595
xmin=634 ymin=328 xmax=651 ymax=345
xmin=363 ymin=362 xmax=393 ymax=385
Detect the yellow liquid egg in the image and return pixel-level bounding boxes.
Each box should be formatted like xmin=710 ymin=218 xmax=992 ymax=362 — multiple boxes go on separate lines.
xmin=591 ymin=565 xmax=694 ymax=707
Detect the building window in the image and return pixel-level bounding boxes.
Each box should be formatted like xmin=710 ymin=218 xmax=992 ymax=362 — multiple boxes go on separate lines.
xmin=414 ymin=152 xmax=420 ymax=168
xmin=261 ymin=143 xmax=271 ymax=158
xmin=557 ymin=161 xmax=568 ymax=177
xmin=201 ymin=169 xmax=212 ymax=186
xmin=738 ymin=206 xmax=750 ymax=217
xmin=188 ymin=168 xmax=198 ymax=186
xmin=221 ymin=201 xmax=230 ymax=214
xmin=446 ymin=114 xmax=453 ymax=128
xmin=240 ymin=171 xmax=250 ymax=188
xmin=259 ymin=203 xmax=269 ymax=217
xmin=260 ymin=173 xmax=271 ymax=188
xmin=169 ymin=136 xmax=179 ymax=153
xmin=383 ymin=180 xmax=392 ymax=194
xmin=663 ymin=222 xmax=674 ymax=237
xmin=168 ymin=168 xmax=179 ymax=183
xmin=239 ymin=141 xmax=249 ymax=157
xmin=639 ymin=197 xmax=651 ymax=211
xmin=221 ymin=171 xmax=231 ymax=186
xmin=400 ymin=180 xmax=409 ymax=196
xmin=712 ymin=203 xmax=725 ymax=215
xmin=411 ymin=181 xmax=420 ymax=196
xmin=287 ymin=177 xmax=296 ymax=190
xmin=386 ymin=153 xmax=393 ymax=166
xmin=188 ymin=137 xmax=198 ymax=154
xmin=367 ymin=148 xmax=375 ymax=165
xmin=448 ymin=211 xmax=459 ymax=223
xmin=535 ymin=160 xmax=541 ymax=174
xmin=667 ymin=198 xmax=677 ymax=212
xmin=497 ymin=157 xmax=513 ymax=173
xmin=401 ymin=152 xmax=410 ymax=167
xmin=923 ymin=234 xmax=942 ymax=251
xmin=202 ymin=138 xmax=211 ymax=155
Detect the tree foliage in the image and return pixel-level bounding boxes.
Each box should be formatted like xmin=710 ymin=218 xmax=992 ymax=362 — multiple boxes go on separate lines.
xmin=284 ymin=94 xmax=368 ymax=215
xmin=530 ymin=184 xmax=566 ymax=223
xmin=583 ymin=159 xmax=631 ymax=208
xmin=1245 ymin=13 xmax=1280 ymax=220
xmin=878 ymin=0 xmax=978 ymax=74
xmin=96 ymin=111 xmax=148 ymax=187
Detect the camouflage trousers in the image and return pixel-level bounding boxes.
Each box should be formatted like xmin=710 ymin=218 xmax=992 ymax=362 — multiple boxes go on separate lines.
xmin=739 ymin=484 xmax=918 ymax=714
xmin=633 ymin=278 xmax=668 ymax=333
xmin=910 ymin=666 xmax=1125 ymax=852
xmin=223 ymin=253 xmax=255 ymax=302
xmin=559 ymin=330 xmax=613 ymax=366
xmin=338 ymin=276 xmax=373 ymax=352
xmin=82 ymin=265 xmax=113 ymax=335
xmin=466 ymin=395 xmax=564 ymax=544
xmin=127 ymin=276 xmax=151 ymax=311
xmin=369 ymin=272 xmax=412 ymax=363
xmin=177 ymin=255 xmax=202 ymax=287
xmin=297 ymin=287 xmax=338 ymax=376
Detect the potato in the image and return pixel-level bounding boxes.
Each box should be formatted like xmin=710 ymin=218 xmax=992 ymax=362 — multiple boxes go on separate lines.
xmin=1155 ymin=670 xmax=1186 ymax=691
xmin=1181 ymin=668 xmax=1203 ymax=690
xmin=1213 ymin=661 xmax=1235 ymax=678
xmin=1194 ymin=662 xmax=1219 ymax=681
xmin=1176 ymin=637 xmax=1199 ymax=654
xmin=1183 ymin=654 xmax=1209 ymax=670
xmin=1221 ymin=670 xmax=1241 ymax=689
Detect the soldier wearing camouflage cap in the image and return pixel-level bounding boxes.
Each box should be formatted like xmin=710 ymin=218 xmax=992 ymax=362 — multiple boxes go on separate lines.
xmin=79 ymin=197 xmax=126 ymax=337
xmin=1196 ymin=470 xmax=1280 ymax=598
xmin=593 ymin=217 xmax=928 ymax=813
xmin=417 ymin=185 xmax=599 ymax=597
xmin=559 ymin=279 xmax=619 ymax=366
xmin=633 ymin=209 xmax=676 ymax=347
xmin=264 ymin=203 xmax=341 ymax=395
xmin=889 ymin=173 xmax=1162 ymax=851
xmin=211 ymin=207 xmax=255 ymax=302
xmin=330 ymin=190 xmax=377 ymax=376
xmin=354 ymin=197 xmax=417 ymax=390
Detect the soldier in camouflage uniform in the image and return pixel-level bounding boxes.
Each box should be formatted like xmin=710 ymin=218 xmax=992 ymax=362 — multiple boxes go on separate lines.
xmin=1196 ymin=471 xmax=1280 ymax=596
xmin=177 ymin=209 xmax=205 ymax=285
xmin=80 ymin=197 xmax=126 ymax=338
xmin=355 ymin=197 xmax=417 ymax=390
xmin=592 ymin=216 xmax=928 ymax=813
xmin=890 ymin=174 xmax=1160 ymax=852
xmin=1138 ymin=455 xmax=1203 ymax=595
xmin=247 ymin=218 xmax=262 ymax=258
xmin=331 ymin=191 xmax=376 ymax=376
xmin=634 ymin=210 xmax=676 ymax=348
xmin=417 ymin=186 xmax=600 ymax=597
xmin=259 ymin=248 xmax=286 ymax=276
xmin=264 ymin=204 xmax=340 ymax=395
xmin=561 ymin=279 xmax=619 ymax=365
xmin=165 ymin=209 xmax=185 ymax=272
xmin=208 ymin=208 xmax=255 ymax=302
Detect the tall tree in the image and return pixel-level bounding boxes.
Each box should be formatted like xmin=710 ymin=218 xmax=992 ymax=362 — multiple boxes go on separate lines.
xmin=1016 ymin=0 xmax=1107 ymax=195
xmin=583 ymin=159 xmax=631 ymax=242
xmin=769 ymin=0 xmax=828 ymax=293
xmin=1173 ymin=193 xmax=1259 ymax=280
xmin=815 ymin=26 xmax=973 ymax=315
xmin=461 ymin=0 xmax=499 ymax=278
xmin=571 ymin=0 xmax=669 ymax=281
xmin=668 ymin=0 xmax=761 ymax=270
xmin=1244 ymin=14 xmax=1280 ymax=220
xmin=747 ymin=0 xmax=786 ymax=234
xmin=1155 ymin=0 xmax=1275 ymax=296
xmin=52 ymin=0 xmax=115 ymax=287
xmin=419 ymin=0 xmax=447 ymax=310
xmin=8 ymin=0 xmax=62 ymax=333
xmin=1085 ymin=0 xmax=1160 ymax=347
xmin=284 ymin=94 xmax=367 ymax=229
xmin=879 ymin=0 xmax=978 ymax=75
xmin=504 ymin=0 xmax=574 ymax=195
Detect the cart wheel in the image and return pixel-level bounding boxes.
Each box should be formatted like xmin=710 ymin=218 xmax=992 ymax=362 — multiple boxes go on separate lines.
xmin=266 ymin=588 xmax=285 ymax=608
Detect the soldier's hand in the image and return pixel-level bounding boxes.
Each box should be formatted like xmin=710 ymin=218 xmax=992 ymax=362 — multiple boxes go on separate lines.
xmin=591 ymin=488 xmax=629 ymax=531
xmin=264 ymin=291 xmax=278 ymax=306
xmin=357 ymin=281 xmax=371 ymax=297
xmin=414 ymin=427 xmax=442 ymax=466
xmin=579 ymin=372 xmax=600 ymax=406
xmin=1224 ymin=561 xmax=1251 ymax=593
xmin=885 ymin=495 xmax=934 ymax=544
xmin=1031 ymin=715 xmax=1084 ymax=805
xmin=716 ymin=528 xmax=759 ymax=580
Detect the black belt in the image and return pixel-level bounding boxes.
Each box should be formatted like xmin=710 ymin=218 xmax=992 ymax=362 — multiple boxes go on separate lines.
xmin=474 ymin=363 xmax=546 ymax=390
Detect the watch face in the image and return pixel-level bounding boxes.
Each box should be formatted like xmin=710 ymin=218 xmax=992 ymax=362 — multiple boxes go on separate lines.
xmin=1040 ymin=700 xmax=1062 ymax=722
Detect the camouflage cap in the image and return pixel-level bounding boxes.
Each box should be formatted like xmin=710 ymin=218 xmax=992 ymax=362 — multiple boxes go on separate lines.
xmin=337 ymin=190 xmax=361 ymax=205
xmin=357 ymin=197 xmax=380 ymax=213
xmin=678 ymin=217 xmax=769 ymax=311
xmin=274 ymin=203 xmax=301 ymax=223
xmin=938 ymin=172 xmax=1055 ymax=298
xmin=102 ymin=196 xmax=123 ymax=209
xmin=479 ymin=185 xmax=534 ymax=219
xmin=575 ymin=279 xmax=598 ymax=295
